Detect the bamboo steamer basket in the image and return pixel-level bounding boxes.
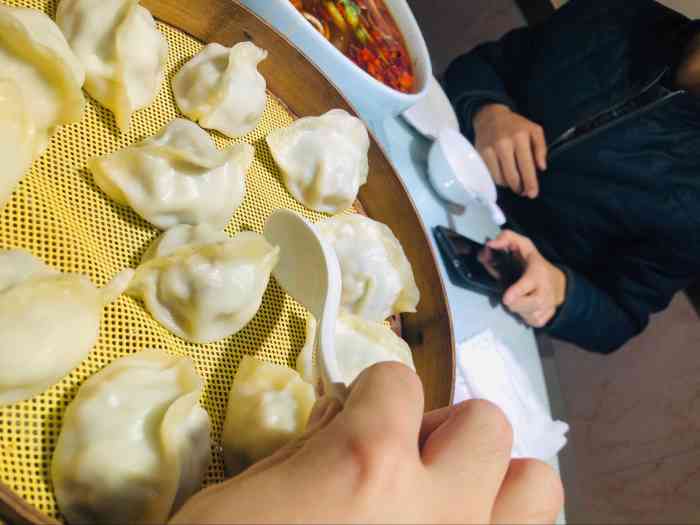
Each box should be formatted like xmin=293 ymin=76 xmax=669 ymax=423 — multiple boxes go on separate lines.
xmin=0 ymin=1 xmax=455 ymax=523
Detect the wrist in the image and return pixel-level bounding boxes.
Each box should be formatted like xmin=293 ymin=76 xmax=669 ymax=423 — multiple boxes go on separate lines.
xmin=473 ymin=103 xmax=511 ymax=128
xmin=553 ymin=266 xmax=567 ymax=307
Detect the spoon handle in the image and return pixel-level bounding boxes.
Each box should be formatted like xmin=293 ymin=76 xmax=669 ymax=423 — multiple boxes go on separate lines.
xmin=317 ymin=316 xmax=348 ymax=403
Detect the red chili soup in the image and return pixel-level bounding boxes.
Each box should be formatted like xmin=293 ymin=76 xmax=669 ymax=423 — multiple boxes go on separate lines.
xmin=290 ymin=0 xmax=416 ymax=93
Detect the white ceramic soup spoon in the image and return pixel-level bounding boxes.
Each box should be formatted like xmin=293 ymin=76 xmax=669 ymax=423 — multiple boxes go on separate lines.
xmin=263 ymin=209 xmax=347 ymax=402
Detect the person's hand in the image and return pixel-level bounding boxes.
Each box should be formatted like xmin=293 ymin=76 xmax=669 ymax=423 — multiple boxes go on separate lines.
xmin=171 ymin=362 xmax=563 ymax=524
xmin=488 ymin=230 xmax=567 ymax=328
xmin=473 ymin=104 xmax=547 ymax=199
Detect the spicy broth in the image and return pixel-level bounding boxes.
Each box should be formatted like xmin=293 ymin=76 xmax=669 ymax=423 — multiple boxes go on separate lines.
xmin=290 ymin=0 xmax=416 ymax=93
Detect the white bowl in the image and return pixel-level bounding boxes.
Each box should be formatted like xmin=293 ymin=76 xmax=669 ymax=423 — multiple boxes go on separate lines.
xmin=240 ymin=0 xmax=431 ymax=120
xmin=428 ymin=128 xmax=506 ymax=225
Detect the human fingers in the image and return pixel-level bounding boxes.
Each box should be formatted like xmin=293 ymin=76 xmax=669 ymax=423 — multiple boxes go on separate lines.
xmin=239 ymin=396 xmax=342 ymax=478
xmin=341 ymin=362 xmax=425 ymax=453
xmin=477 ymin=248 xmax=490 ymax=266
xmin=481 ymin=148 xmax=505 ymax=186
xmin=524 ymin=307 xmax=557 ymax=329
xmin=487 ymin=230 xmax=535 ymax=256
xmin=505 ymin=291 xmax=542 ymax=317
xmin=486 ymin=230 xmax=520 ymax=252
xmin=282 ymin=363 xmax=424 ymax=490
xmin=418 ymin=403 xmax=464 ymax=448
xmin=306 ymin=395 xmax=342 ymax=432
xmin=515 ymin=133 xmax=539 ymax=199
xmin=421 ymin=400 xmax=513 ymax=521
xmin=531 ymin=125 xmax=548 ymax=172
xmin=491 ymin=459 xmax=564 ymax=524
xmin=503 ymin=274 xmax=538 ymax=307
xmin=496 ymin=141 xmax=522 ymax=194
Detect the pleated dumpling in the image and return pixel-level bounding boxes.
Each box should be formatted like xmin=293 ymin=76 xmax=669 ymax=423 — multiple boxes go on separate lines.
xmin=127 ymin=231 xmax=280 ymax=343
xmin=334 ymin=314 xmax=414 ymax=385
xmin=89 ymin=119 xmax=253 ymax=230
xmin=266 ymin=109 xmax=369 ymax=214
xmin=296 ymin=313 xmax=415 ymax=387
xmin=52 ymin=349 xmax=211 ymax=525
xmin=0 ymin=250 xmax=132 ymax=406
xmin=0 ymin=6 xmax=85 ymax=209
xmin=317 ymin=214 xmax=420 ymax=321
xmin=56 ymin=0 xmax=168 ymax=132
xmin=140 ymin=223 xmax=229 ymax=263
xmin=173 ymin=42 xmax=268 ymax=138
xmin=222 ymin=356 xmax=315 ymax=474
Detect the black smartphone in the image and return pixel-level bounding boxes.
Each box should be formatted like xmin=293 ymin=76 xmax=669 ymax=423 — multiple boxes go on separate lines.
xmin=433 ymin=226 xmax=524 ymax=297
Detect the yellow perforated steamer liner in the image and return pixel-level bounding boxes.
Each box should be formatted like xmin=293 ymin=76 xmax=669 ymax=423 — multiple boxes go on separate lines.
xmin=0 ymin=0 xmax=344 ymax=519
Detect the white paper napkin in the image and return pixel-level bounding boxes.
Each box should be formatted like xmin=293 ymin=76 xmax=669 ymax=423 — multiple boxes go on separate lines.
xmin=453 ymin=330 xmax=569 ymax=461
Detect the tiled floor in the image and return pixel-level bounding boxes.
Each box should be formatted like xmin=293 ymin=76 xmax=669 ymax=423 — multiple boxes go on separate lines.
xmin=550 ymin=293 xmax=700 ymax=523
xmin=408 ymin=1 xmax=700 ymax=522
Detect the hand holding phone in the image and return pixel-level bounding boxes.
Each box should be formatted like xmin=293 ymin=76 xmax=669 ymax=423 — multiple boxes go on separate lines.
xmin=486 ymin=230 xmax=567 ymax=328
xmin=433 ymin=226 xmax=524 ymax=297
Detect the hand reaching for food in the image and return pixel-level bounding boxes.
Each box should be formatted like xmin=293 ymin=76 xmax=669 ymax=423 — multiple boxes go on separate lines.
xmin=171 ymin=362 xmax=563 ymax=524
xmin=488 ymin=230 xmax=567 ymax=328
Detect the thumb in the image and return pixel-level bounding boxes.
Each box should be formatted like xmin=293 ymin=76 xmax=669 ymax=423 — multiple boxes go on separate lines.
xmin=487 ymin=230 xmax=520 ymax=251
xmin=240 ymin=396 xmax=341 ymax=477
xmin=306 ymin=396 xmax=341 ymax=434
xmin=487 ymin=238 xmax=512 ymax=251
xmin=503 ymin=273 xmax=536 ymax=306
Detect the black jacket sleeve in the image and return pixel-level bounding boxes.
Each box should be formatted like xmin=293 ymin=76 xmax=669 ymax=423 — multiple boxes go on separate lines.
xmin=443 ymin=26 xmax=538 ymax=142
xmin=546 ymin=240 xmax=697 ymax=353
xmin=442 ymin=0 xmax=691 ymax=143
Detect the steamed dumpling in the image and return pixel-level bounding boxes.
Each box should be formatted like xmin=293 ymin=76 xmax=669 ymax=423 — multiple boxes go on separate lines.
xmin=127 ymin=231 xmax=280 ymax=343
xmin=0 ymin=5 xmax=85 ymax=155
xmin=0 ymin=250 xmax=132 ymax=406
xmin=173 ymin=42 xmax=268 ymax=138
xmin=334 ymin=314 xmax=415 ymax=384
xmin=140 ymin=223 xmax=229 ymax=263
xmin=266 ymin=109 xmax=369 ymax=214
xmin=296 ymin=313 xmax=415 ymax=386
xmin=52 ymin=349 xmax=211 ymax=525
xmin=317 ymin=214 xmax=420 ymax=321
xmin=56 ymin=0 xmax=168 ymax=132
xmin=89 ymin=119 xmax=253 ymax=230
xmin=0 ymin=6 xmax=85 ymax=208
xmin=222 ymin=356 xmax=315 ymax=474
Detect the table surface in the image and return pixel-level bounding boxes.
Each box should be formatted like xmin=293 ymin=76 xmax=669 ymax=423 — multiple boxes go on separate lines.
xmin=375 ymin=115 xmax=565 ymax=523
xmin=371 ymin=114 xmax=562 ymax=471
xmin=375 ymin=116 xmax=550 ymax=396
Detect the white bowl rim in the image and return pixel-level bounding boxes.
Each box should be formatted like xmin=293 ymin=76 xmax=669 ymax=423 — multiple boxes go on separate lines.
xmin=276 ymin=0 xmax=431 ymax=101
xmin=436 ymin=128 xmax=488 ymax=187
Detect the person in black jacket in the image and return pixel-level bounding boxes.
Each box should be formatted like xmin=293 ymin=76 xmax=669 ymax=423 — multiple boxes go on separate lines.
xmin=444 ymin=0 xmax=700 ymax=354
